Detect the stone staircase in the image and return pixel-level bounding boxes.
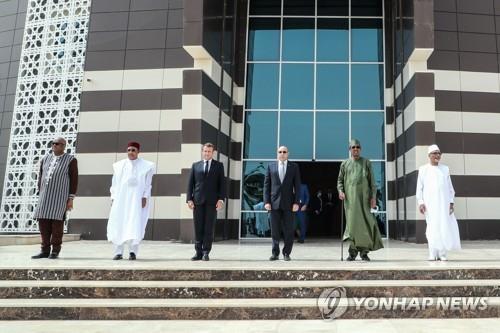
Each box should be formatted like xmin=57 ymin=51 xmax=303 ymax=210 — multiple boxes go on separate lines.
xmin=0 ymin=268 xmax=500 ymax=320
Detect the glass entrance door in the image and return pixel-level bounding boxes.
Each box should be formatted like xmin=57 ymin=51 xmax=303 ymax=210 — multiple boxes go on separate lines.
xmin=241 ymin=0 xmax=387 ymax=239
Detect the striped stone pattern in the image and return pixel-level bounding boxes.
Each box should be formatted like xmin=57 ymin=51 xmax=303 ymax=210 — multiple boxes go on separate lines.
xmin=71 ymin=0 xmax=243 ymax=241
xmin=388 ymin=0 xmax=500 ymax=241
xmin=429 ymin=0 xmax=500 ymax=239
xmin=386 ymin=0 xmax=436 ymax=242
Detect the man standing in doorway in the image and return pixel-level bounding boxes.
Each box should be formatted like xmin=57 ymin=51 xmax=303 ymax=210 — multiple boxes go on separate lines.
xmin=32 ymin=137 xmax=78 ymax=259
xmin=107 ymin=142 xmax=155 ymax=260
xmin=264 ymin=146 xmax=301 ymax=261
xmin=187 ymin=143 xmax=226 ymax=261
xmin=416 ymin=144 xmax=461 ymax=261
xmin=337 ymin=139 xmax=383 ymax=261
xmin=296 ymin=183 xmax=310 ymax=243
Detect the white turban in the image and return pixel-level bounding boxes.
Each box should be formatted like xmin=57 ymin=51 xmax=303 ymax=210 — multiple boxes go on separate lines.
xmin=427 ymin=144 xmax=440 ymax=154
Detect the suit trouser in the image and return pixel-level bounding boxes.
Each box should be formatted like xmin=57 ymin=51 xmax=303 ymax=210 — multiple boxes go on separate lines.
xmin=193 ymin=203 xmax=216 ymax=255
xmin=38 ymin=219 xmax=64 ymax=254
xmin=296 ymin=210 xmax=307 ymax=241
xmin=270 ymin=209 xmax=294 ymax=256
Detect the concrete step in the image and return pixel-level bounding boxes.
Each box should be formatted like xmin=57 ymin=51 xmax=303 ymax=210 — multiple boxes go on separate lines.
xmin=2 ymin=268 xmax=500 ymax=281
xmin=0 ymin=297 xmax=498 ymax=320
xmin=1 ymin=280 xmax=500 ymax=299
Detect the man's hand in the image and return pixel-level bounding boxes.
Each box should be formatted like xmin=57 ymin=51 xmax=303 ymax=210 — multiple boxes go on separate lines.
xmin=370 ymin=198 xmax=376 ymax=209
xmin=66 ymin=198 xmax=74 ymax=211
xmin=187 ymin=200 xmax=195 ymax=210
xmin=300 ymin=204 xmax=307 ymax=212
xmin=216 ymin=200 xmax=224 ymax=210
xmin=292 ymin=204 xmax=299 ymax=212
xmin=419 ymin=204 xmax=426 ymax=214
xmin=339 ymin=192 xmax=345 ymax=200
xmin=142 ymin=197 xmax=147 ymax=208
xmin=264 ymin=203 xmax=271 ymax=211
xmin=449 ymin=203 xmax=454 ymax=215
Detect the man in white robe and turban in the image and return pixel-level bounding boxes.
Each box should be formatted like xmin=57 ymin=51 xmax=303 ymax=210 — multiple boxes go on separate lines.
xmin=416 ymin=144 xmax=461 ymax=261
xmin=107 ymin=142 xmax=155 ymax=260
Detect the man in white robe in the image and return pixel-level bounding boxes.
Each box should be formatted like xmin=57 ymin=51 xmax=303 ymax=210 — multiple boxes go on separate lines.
xmin=416 ymin=144 xmax=461 ymax=261
xmin=107 ymin=142 xmax=155 ymax=260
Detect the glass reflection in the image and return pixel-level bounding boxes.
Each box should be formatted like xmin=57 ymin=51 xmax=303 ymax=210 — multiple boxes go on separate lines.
xmin=246 ymin=63 xmax=279 ymax=109
xmin=244 ymin=111 xmax=278 ymax=159
xmin=249 ymin=0 xmax=282 ymax=15
xmin=248 ymin=19 xmax=280 ymax=61
xmin=351 ymin=112 xmax=385 ymax=159
xmin=284 ymin=0 xmax=315 ymax=15
xmin=241 ymin=212 xmax=271 ymax=238
xmin=374 ymin=213 xmax=387 ymax=236
xmin=316 ymin=64 xmax=348 ymax=110
xmin=242 ymin=161 xmax=270 ymax=210
xmin=351 ymin=64 xmax=383 ymax=110
xmin=279 ymin=112 xmax=313 ymax=159
xmin=281 ymin=64 xmax=314 ymax=109
xmin=351 ymin=19 xmax=383 ymax=62
xmin=351 ymin=0 xmax=383 ymax=16
xmin=317 ymin=19 xmax=348 ymax=62
xmin=371 ymin=161 xmax=386 ymax=212
xmin=315 ymin=112 xmax=349 ymax=159
xmin=317 ymin=0 xmax=349 ymax=16
xmin=282 ymin=18 xmax=314 ymax=61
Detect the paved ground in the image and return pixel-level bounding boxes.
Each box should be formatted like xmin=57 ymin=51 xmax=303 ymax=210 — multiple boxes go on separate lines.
xmin=1 ymin=239 xmax=499 ymax=270
xmin=2 ymin=239 xmax=500 ymax=331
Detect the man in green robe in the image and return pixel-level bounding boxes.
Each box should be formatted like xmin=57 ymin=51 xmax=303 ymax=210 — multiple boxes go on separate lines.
xmin=337 ymin=139 xmax=384 ymax=261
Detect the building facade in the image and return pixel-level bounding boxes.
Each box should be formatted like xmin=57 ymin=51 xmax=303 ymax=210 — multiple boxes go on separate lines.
xmin=0 ymin=0 xmax=499 ymax=243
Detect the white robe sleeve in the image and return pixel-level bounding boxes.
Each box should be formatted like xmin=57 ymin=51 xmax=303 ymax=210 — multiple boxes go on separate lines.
xmin=446 ymin=167 xmax=455 ymax=204
xmin=110 ymin=166 xmax=118 ymax=201
xmin=416 ymin=166 xmax=425 ymax=206
xmin=142 ymin=165 xmax=155 ymax=199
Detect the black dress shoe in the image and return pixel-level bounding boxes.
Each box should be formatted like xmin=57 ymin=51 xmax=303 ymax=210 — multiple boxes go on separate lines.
xmin=48 ymin=253 xmax=59 ymax=259
xmin=191 ymin=254 xmax=202 ymax=261
xmin=31 ymin=252 xmax=50 ymax=259
xmin=129 ymin=252 xmax=136 ymax=260
xmin=283 ymin=254 xmax=291 ymax=261
xmin=361 ymin=254 xmax=371 ymax=261
xmin=113 ymin=254 xmax=123 ymax=260
xmin=202 ymin=253 xmax=209 ymax=261
xmin=269 ymin=254 xmax=279 ymax=261
xmin=298 ymin=239 xmax=305 ymax=244
xmin=346 ymin=255 xmax=356 ymax=261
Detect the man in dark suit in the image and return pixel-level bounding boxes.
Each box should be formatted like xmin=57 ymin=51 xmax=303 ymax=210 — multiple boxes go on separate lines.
xmin=264 ymin=146 xmax=301 ymax=261
xmin=186 ymin=143 xmax=226 ymax=261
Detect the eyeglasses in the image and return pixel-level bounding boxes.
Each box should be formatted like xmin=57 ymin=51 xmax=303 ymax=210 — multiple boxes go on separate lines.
xmin=350 ymin=146 xmax=361 ymax=149
xmin=52 ymin=142 xmax=64 ymax=146
xmin=430 ymin=152 xmax=441 ymax=155
xmin=278 ymin=151 xmax=288 ymax=154
xmin=127 ymin=148 xmax=138 ymax=152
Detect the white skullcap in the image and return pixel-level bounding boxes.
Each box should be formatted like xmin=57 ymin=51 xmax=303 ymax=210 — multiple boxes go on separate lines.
xmin=427 ymin=144 xmax=440 ymax=154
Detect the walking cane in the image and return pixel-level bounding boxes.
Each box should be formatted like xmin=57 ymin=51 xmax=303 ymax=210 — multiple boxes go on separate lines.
xmin=340 ymin=200 xmax=344 ymax=261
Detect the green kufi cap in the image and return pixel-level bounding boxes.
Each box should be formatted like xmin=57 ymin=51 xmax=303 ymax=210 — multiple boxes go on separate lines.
xmin=349 ymin=139 xmax=361 ymax=148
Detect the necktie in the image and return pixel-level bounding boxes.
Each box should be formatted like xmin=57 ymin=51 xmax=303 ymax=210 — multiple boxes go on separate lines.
xmin=204 ymin=161 xmax=208 ymax=176
xmin=279 ymin=162 xmax=285 ymax=182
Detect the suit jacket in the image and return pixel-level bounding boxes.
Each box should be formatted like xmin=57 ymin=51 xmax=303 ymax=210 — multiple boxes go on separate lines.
xmin=263 ymin=161 xmax=301 ymax=211
xmin=187 ymin=159 xmax=226 ymax=205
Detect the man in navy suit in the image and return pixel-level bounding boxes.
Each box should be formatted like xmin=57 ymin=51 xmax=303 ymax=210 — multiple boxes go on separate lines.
xmin=264 ymin=146 xmax=301 ymax=261
xmin=186 ymin=143 xmax=226 ymax=261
